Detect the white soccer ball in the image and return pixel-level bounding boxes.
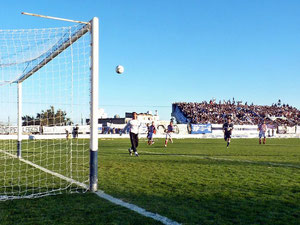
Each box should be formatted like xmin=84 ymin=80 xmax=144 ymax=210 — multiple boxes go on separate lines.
xmin=116 ymin=65 xmax=124 ymax=74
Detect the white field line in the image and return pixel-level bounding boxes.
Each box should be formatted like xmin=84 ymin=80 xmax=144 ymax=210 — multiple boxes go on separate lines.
xmin=95 ymin=191 xmax=181 ymax=225
xmin=0 ymin=149 xmax=181 ymax=225
xmin=135 ymin=150 xmax=300 ymax=169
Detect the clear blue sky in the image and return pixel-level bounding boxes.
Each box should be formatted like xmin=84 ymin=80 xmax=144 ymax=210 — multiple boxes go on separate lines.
xmin=1 ymin=0 xmax=300 ymax=120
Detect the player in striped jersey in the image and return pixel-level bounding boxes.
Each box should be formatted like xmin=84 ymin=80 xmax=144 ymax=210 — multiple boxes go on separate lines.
xmin=165 ymin=121 xmax=174 ymax=147
xmin=258 ymin=120 xmax=267 ymax=144
xmin=147 ymin=121 xmax=156 ymax=145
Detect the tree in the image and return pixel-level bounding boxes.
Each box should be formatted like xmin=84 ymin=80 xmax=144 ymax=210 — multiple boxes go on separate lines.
xmin=22 ymin=106 xmax=72 ymax=126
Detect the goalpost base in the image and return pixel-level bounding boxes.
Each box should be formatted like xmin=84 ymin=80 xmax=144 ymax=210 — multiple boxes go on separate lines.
xmin=89 ymin=150 xmax=98 ymax=192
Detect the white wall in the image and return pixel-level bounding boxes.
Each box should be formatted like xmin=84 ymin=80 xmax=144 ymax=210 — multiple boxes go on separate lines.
xmin=1 ymin=124 xmax=299 ymax=140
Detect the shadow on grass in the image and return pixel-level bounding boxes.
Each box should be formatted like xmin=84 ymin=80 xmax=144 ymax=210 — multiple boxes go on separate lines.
xmin=1 ymin=189 xmax=298 ymax=225
xmin=121 ymin=191 xmax=300 ymax=225
xmin=0 ymin=193 xmax=162 ymax=225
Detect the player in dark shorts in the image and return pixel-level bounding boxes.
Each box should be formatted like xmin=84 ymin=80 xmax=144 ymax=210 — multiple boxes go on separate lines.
xmin=223 ymin=118 xmax=234 ymax=148
xmin=121 ymin=112 xmax=141 ymax=157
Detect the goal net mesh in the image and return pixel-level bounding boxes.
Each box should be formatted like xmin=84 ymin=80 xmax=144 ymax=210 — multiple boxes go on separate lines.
xmin=0 ymin=24 xmax=91 ymax=200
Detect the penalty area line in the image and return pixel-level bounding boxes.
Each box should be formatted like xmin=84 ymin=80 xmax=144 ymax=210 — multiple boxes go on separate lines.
xmin=0 ymin=149 xmax=181 ymax=225
xmin=134 ymin=149 xmax=300 ymax=169
xmin=95 ymin=191 xmax=181 ymax=225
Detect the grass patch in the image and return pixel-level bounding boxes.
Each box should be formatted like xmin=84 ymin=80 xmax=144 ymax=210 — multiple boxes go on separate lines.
xmin=1 ymin=138 xmax=300 ymax=224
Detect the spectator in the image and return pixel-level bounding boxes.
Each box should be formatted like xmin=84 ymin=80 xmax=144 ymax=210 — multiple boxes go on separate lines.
xmin=174 ymin=100 xmax=300 ymax=127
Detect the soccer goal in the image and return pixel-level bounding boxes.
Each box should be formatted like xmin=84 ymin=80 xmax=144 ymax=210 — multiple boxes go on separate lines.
xmin=0 ymin=17 xmax=99 ymax=200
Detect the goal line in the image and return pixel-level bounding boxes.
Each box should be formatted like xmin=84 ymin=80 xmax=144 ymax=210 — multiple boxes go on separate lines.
xmin=0 ymin=149 xmax=181 ymax=225
xmin=0 ymin=149 xmax=88 ymax=190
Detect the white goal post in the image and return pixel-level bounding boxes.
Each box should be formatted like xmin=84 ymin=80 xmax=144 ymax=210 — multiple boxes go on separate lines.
xmin=0 ymin=16 xmax=99 ymax=200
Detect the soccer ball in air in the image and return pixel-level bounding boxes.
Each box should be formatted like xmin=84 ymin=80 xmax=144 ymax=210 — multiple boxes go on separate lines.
xmin=116 ymin=65 xmax=124 ymax=74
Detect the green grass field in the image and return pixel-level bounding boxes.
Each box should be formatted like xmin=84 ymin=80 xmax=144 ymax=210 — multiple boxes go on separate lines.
xmin=0 ymin=138 xmax=300 ymax=225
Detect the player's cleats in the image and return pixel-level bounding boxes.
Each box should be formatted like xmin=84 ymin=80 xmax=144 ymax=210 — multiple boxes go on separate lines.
xmin=135 ymin=152 xmax=139 ymax=157
xmin=128 ymin=148 xmax=133 ymax=156
xmin=164 ymin=144 xmax=167 ymax=147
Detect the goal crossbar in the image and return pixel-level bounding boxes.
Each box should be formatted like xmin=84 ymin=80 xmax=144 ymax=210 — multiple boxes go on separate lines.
xmin=15 ymin=23 xmax=90 ymax=83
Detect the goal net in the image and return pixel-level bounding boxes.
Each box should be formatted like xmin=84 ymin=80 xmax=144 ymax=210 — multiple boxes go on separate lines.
xmin=0 ymin=22 xmax=96 ymax=200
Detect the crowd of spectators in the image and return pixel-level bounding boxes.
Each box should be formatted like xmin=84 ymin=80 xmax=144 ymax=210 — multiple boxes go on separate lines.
xmin=174 ymin=99 xmax=300 ymax=127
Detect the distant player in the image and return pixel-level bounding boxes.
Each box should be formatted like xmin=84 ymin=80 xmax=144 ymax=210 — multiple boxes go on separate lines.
xmin=65 ymin=128 xmax=70 ymax=140
xmin=258 ymin=120 xmax=267 ymax=144
xmin=121 ymin=112 xmax=141 ymax=157
xmin=165 ymin=121 xmax=174 ymax=147
xmin=147 ymin=121 xmax=156 ymax=145
xmin=223 ymin=118 xmax=234 ymax=148
xmin=72 ymin=125 xmax=79 ymax=139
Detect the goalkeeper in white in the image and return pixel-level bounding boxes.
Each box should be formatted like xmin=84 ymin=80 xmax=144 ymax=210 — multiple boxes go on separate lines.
xmin=121 ymin=112 xmax=141 ymax=157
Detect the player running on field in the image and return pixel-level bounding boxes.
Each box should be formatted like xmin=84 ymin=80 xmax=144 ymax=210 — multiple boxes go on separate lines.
xmin=121 ymin=112 xmax=141 ymax=157
xmin=165 ymin=121 xmax=174 ymax=147
xmin=223 ymin=118 xmax=234 ymax=148
xmin=258 ymin=120 xmax=267 ymax=144
xmin=147 ymin=121 xmax=156 ymax=145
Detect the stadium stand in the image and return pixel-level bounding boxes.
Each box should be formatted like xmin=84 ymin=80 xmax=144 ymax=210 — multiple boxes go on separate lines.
xmin=172 ymin=100 xmax=300 ymax=127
